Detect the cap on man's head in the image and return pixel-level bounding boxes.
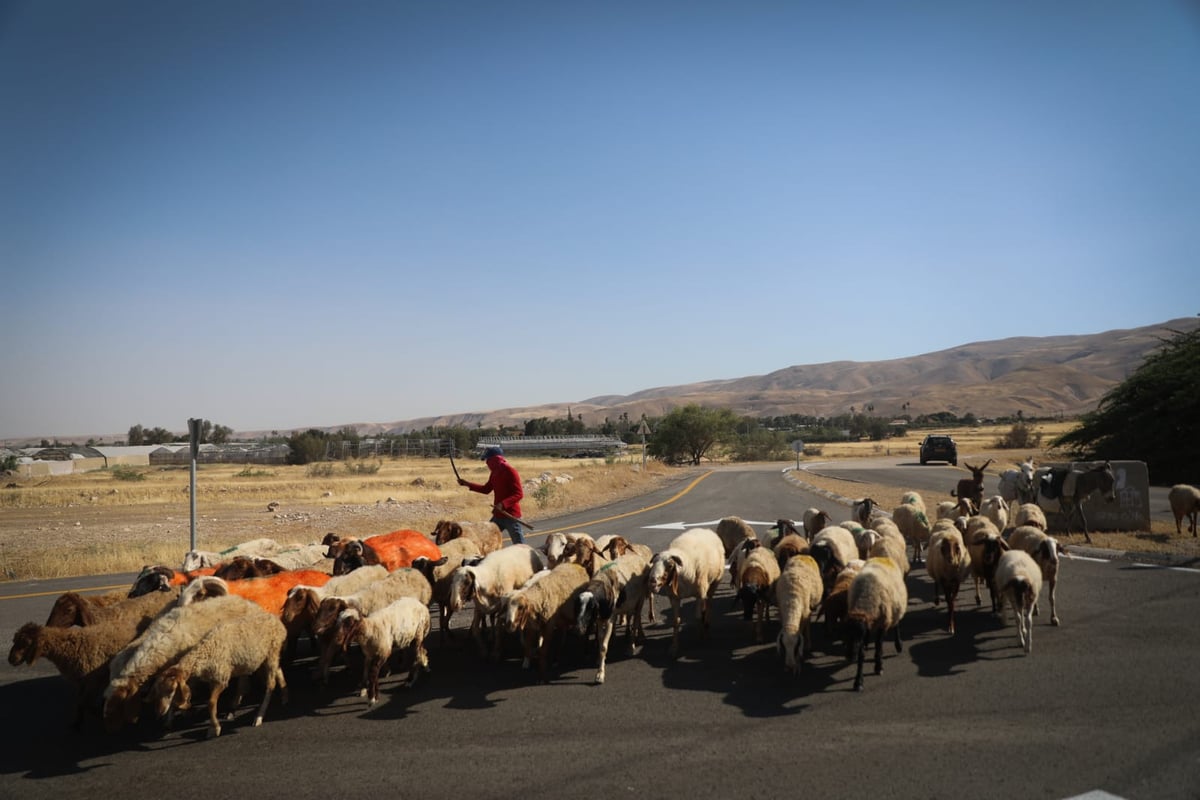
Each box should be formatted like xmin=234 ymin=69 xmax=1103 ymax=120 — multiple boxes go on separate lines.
xmin=481 ymin=446 xmax=504 ymax=461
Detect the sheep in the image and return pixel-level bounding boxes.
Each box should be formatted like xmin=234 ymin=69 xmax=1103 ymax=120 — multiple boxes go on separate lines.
xmin=820 ymin=560 xmax=865 ymax=642
xmin=331 ymin=598 xmax=431 ymax=704
xmin=103 ymin=594 xmax=262 ymax=731
xmin=891 ymin=491 xmax=931 ymax=565
xmin=323 ymin=529 xmax=442 ymax=573
xmin=1010 ymin=502 xmax=1048 ymax=531
xmin=502 ymin=561 xmax=590 ymax=680
xmin=447 ymin=543 xmax=547 ymax=660
xmin=431 ymin=519 xmax=503 ymax=555
xmin=772 ymin=532 xmax=810 ymax=569
xmin=9 ymin=613 xmax=148 ymax=729
xmin=998 ymin=457 xmax=1038 ymax=505
xmin=1007 ymin=526 xmax=1064 ymax=626
xmin=846 ymin=556 xmax=908 ymax=692
xmin=774 ymin=554 xmax=823 ymax=676
xmin=846 ymin=520 xmax=882 ymax=560
xmin=810 ymin=525 xmax=859 ymax=590
xmin=1168 ymin=484 xmax=1200 ymax=537
xmin=127 ymin=564 xmax=216 ymax=597
xmin=734 ymin=541 xmax=782 ymax=643
xmin=541 ymin=531 xmax=596 ymax=568
xmin=149 ymin=608 xmax=288 ymax=737
xmin=181 ymin=537 xmax=327 ymax=572
xmin=309 ymin=568 xmax=433 ymax=682
xmin=212 ymin=556 xmax=287 ymax=581
xmin=979 ymin=495 xmax=1010 ymax=533
xmin=714 ymin=516 xmax=758 ymax=558
xmin=951 ymin=459 xmax=993 ymax=508
xmin=851 ymin=498 xmax=876 ymax=527
xmin=935 ymin=501 xmax=960 ymax=521
xmin=768 ymin=519 xmax=801 ymax=547
xmin=867 ymin=526 xmax=910 ymax=576
xmin=993 ymin=550 xmax=1043 ymax=654
xmin=925 ymin=520 xmax=970 ymax=634
xmin=592 ymin=535 xmax=657 ymax=623
xmin=45 ymin=585 xmax=181 ymax=629
xmin=574 ymin=552 xmax=651 ymax=685
xmin=279 ymin=564 xmax=389 ymax=659
xmin=802 ymin=508 xmax=833 ymax=542
xmin=647 ymin=528 xmax=725 ymax=659
xmin=410 ymin=538 xmax=484 ymax=642
xmin=963 ymin=517 xmax=1010 ymax=612
xmin=176 ymin=569 xmax=333 ymax=616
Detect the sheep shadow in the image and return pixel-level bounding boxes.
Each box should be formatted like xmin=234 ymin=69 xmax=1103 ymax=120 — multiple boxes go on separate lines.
xmin=906 ymin=604 xmax=1012 ymax=677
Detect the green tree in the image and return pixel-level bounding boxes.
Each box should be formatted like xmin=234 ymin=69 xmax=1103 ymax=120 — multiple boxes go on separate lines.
xmin=209 ymin=424 xmax=234 ymax=445
xmin=145 ymin=427 xmax=175 ymax=445
xmin=1053 ymin=322 xmax=1199 ymax=484
xmin=287 ymin=429 xmax=330 ymax=465
xmin=127 ymin=424 xmax=145 ymax=446
xmin=647 ymin=404 xmax=738 ymax=465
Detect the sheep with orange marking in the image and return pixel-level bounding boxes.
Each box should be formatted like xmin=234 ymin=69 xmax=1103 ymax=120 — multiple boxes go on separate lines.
xmin=149 ymin=607 xmax=288 ymax=737
xmin=846 ymin=556 xmax=908 ymax=692
xmin=774 ymin=554 xmax=823 ymax=676
xmin=647 ymin=528 xmax=725 ymax=659
xmin=332 ymin=597 xmax=431 ymax=704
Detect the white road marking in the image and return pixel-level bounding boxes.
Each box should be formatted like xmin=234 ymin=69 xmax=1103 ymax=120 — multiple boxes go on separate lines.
xmin=642 ymin=519 xmax=778 ymax=531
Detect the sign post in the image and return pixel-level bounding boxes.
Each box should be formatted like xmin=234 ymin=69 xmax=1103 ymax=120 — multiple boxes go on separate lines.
xmin=188 ymin=418 xmax=201 ymax=552
xmin=637 ymin=420 xmax=652 ymax=470
xmin=792 ymin=439 xmax=805 ymax=470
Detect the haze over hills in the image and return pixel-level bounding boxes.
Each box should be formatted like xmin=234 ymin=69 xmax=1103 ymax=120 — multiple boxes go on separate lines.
xmin=358 ymin=317 xmax=1199 ymax=435
xmin=6 ymin=318 xmax=1195 ymax=446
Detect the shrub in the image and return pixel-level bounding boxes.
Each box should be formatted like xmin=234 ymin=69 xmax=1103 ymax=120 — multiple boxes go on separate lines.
xmin=235 ymin=465 xmax=276 ymax=478
xmin=531 ymin=481 xmax=557 ymax=508
xmin=306 ymin=463 xmax=335 ymax=478
xmin=343 ymin=460 xmax=382 ymax=475
xmin=110 ymin=466 xmax=146 ymax=482
xmin=994 ymin=422 xmax=1042 ymax=450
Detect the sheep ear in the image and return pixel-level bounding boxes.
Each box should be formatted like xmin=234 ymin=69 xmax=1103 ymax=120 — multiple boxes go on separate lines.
xmin=668 ymin=554 xmax=684 ymax=568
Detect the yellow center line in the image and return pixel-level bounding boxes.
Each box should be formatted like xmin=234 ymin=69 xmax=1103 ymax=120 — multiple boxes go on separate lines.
xmin=0 ymin=471 xmax=715 ymax=602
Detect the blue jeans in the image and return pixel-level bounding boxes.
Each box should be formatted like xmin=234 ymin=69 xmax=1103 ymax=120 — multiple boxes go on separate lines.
xmin=493 ymin=516 xmax=524 ymax=545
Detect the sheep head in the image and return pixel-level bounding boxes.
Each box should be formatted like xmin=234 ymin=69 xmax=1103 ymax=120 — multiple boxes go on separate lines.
xmin=8 ymin=623 xmax=40 ymax=666
xmin=432 ymin=520 xmax=462 ymax=545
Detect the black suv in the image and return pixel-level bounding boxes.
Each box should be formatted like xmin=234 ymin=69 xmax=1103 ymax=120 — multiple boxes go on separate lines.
xmin=919 ymin=435 xmax=957 ymax=465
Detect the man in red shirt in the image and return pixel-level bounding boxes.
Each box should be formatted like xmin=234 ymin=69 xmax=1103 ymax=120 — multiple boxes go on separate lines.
xmin=459 ymin=446 xmax=526 ymax=545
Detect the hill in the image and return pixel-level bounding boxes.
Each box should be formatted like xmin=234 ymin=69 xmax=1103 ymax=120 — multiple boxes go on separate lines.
xmin=370 ymin=317 xmax=1199 ymax=433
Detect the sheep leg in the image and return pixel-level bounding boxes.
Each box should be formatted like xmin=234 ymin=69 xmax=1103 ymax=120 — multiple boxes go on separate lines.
xmin=366 ymin=657 xmax=383 ymax=705
xmin=253 ymin=667 xmax=283 ymax=728
xmin=668 ymin=595 xmax=682 ymax=658
xmin=852 ymin=626 xmax=867 ymax=691
xmin=1048 ymin=578 xmax=1059 ymax=626
xmin=873 ymin=629 xmax=885 ymax=675
xmin=207 ymin=681 xmax=226 ymax=738
xmin=406 ymin=640 xmax=429 ymax=688
xmin=946 ymin=583 xmax=957 ymax=635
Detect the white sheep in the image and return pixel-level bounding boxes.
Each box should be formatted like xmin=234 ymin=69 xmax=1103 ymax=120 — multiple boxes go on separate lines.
xmin=1168 ymin=484 xmax=1200 ymax=537
xmin=575 ymin=552 xmax=651 ymax=685
xmin=963 ymin=517 xmax=1010 ymax=611
xmin=103 ymin=594 xmax=261 ymax=731
xmin=993 ymin=550 xmax=1043 ymax=654
xmin=332 ymin=597 xmax=431 ymax=704
xmin=410 ymin=538 xmax=484 ymax=642
xmin=847 ymin=520 xmax=883 ymax=560
xmin=925 ymin=520 xmax=970 ymax=634
xmin=647 ymin=528 xmax=725 ymax=658
xmin=448 ymin=543 xmax=547 ymax=660
xmin=935 ymin=500 xmax=960 ymax=521
xmin=503 ymin=561 xmax=590 ymax=680
xmin=801 ymin=508 xmax=833 ymax=542
xmin=774 ymin=554 xmax=823 ymax=676
xmin=280 ymin=564 xmax=388 ymax=659
xmin=715 ymin=516 xmax=758 ymax=558
xmin=810 ymin=525 xmax=859 ymax=589
xmin=541 ymin=531 xmax=596 ymax=567
xmin=1007 ymin=525 xmax=1064 ymax=626
xmin=150 ymin=607 xmax=289 ymax=737
xmin=734 ymin=541 xmax=781 ymax=643
xmin=891 ymin=491 xmax=931 ymax=565
xmin=1010 ymin=502 xmax=1047 ymax=531
xmin=979 ymin=495 xmax=1010 ymax=532
xmin=309 ymin=568 xmax=433 ymax=683
xmin=867 ymin=526 xmax=910 ymax=576
xmin=593 ymin=535 xmax=656 ymax=623
xmin=846 ymin=556 xmax=908 ymax=692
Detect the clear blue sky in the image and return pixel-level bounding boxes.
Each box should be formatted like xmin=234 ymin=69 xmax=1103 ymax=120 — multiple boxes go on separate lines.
xmin=2 ymin=1 xmax=1197 ymax=440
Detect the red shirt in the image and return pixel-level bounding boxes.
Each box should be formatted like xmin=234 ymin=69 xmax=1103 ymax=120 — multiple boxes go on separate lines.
xmin=467 ymin=455 xmax=523 ymax=519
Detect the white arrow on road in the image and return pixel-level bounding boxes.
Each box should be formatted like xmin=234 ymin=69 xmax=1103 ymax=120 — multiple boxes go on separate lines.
xmin=642 ymin=519 xmax=779 ymax=531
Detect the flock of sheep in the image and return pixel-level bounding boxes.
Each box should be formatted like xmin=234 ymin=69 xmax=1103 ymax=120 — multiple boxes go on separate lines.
xmin=8 ymin=476 xmax=1199 ymax=740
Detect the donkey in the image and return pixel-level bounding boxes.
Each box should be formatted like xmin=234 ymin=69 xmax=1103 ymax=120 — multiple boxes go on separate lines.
xmin=951 ymin=459 xmax=993 ymax=509
xmin=1036 ymin=461 xmax=1116 ymax=543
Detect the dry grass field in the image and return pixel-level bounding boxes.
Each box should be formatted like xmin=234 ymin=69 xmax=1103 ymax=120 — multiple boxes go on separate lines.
xmin=2 ymin=421 xmax=1194 ymax=581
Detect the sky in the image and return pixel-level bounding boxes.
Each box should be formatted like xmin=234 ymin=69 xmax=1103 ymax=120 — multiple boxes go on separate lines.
xmin=2 ymin=1 xmax=1197 ymax=440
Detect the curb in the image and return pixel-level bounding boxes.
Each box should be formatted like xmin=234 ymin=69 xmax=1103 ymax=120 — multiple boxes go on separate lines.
xmin=782 ymin=468 xmax=1198 ymax=570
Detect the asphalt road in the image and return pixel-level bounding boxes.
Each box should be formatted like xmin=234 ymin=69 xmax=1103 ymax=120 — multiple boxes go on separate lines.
xmin=2 ymin=464 xmax=1198 ymax=800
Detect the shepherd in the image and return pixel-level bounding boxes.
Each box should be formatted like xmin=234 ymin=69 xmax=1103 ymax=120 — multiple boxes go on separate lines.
xmin=457 ymin=446 xmax=527 ymax=545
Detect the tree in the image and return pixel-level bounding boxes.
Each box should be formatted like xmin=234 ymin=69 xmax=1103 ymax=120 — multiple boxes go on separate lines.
xmin=647 ymin=404 xmax=737 ymax=465
xmin=209 ymin=424 xmax=234 ymax=445
xmin=1053 ymin=322 xmax=1199 ymax=484
xmin=127 ymin=425 xmax=145 ymax=446
xmin=287 ymin=429 xmax=330 ymax=465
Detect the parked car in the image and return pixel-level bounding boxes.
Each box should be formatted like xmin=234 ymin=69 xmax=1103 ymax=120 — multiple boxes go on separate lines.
xmin=919 ymin=435 xmax=958 ymax=465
